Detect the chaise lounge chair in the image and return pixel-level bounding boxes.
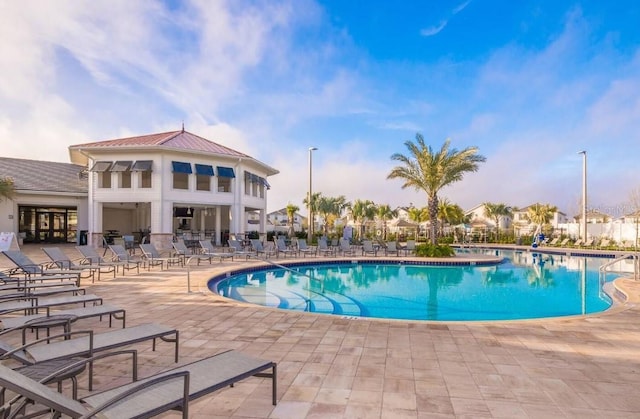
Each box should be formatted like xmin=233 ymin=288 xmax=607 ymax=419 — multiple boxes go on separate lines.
xmin=139 ymin=243 xmax=184 ymax=270
xmin=361 ymin=240 xmax=378 ymax=257
xmin=274 ymin=238 xmax=297 ymax=258
xmin=76 ymin=245 xmax=140 ymax=275
xmin=385 ymin=241 xmax=400 ymax=256
xmin=108 ymin=244 xmax=145 ymax=273
xmin=339 ymin=238 xmax=356 ymax=256
xmin=173 ymin=241 xmax=212 ymax=265
xmin=228 ymin=239 xmax=256 ymax=260
xmin=0 ymin=349 xmax=276 ymax=418
xmin=0 ymin=293 xmax=104 ymax=316
xmin=1 ymin=302 xmax=126 ymax=331
xmin=199 ymin=240 xmax=235 ymax=262
xmin=1 ymin=251 xmax=82 ymax=285
xmin=296 ymin=238 xmax=317 ymax=257
xmin=317 ymin=238 xmax=337 ymax=257
xmin=42 ymin=247 xmax=116 ymax=283
xmin=251 ymin=239 xmax=277 ymax=258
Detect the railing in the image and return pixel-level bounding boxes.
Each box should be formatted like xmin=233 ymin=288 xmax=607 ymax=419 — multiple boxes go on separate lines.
xmin=599 ymin=253 xmax=639 ymax=283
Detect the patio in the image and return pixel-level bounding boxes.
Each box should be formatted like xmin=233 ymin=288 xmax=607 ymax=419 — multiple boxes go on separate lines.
xmin=2 ymin=244 xmax=640 ymax=418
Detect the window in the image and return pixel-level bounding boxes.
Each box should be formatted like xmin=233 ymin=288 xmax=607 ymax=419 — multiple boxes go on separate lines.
xmin=172 ymin=161 xmax=192 ymax=190
xmin=244 ymin=172 xmax=251 ymax=195
xmin=195 ymin=164 xmax=214 ymax=191
xmin=216 ymin=166 xmax=235 ymax=193
xmin=90 ymin=161 xmax=112 ymax=189
xmin=132 ymin=160 xmax=153 ymax=189
xmin=111 ymin=161 xmax=132 ymax=189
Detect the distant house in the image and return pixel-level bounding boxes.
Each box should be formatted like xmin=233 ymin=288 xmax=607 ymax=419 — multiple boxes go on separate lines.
xmin=574 ymin=210 xmax=610 ymax=224
xmin=266 ymin=208 xmax=305 ymax=233
xmin=512 ymin=204 xmax=569 ymax=236
xmin=465 ymin=203 xmax=512 ymax=231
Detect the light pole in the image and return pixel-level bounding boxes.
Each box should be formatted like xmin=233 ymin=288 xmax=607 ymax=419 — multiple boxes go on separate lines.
xmin=308 ymin=147 xmax=318 ymax=242
xmin=578 ymin=150 xmax=587 ymax=242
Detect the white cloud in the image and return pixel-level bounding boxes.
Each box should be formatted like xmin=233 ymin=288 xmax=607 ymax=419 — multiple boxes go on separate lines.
xmin=420 ymin=21 xmax=448 ymax=37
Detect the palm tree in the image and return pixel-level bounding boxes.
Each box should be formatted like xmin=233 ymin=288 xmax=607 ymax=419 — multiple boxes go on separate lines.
xmin=527 ymin=203 xmax=557 ymax=237
xmin=388 ymin=135 xmax=486 ymax=244
xmin=483 ymin=202 xmax=513 ymax=241
xmin=0 ymin=177 xmax=15 ymax=201
xmin=438 ymin=199 xmax=465 ymax=236
xmin=351 ymin=199 xmax=376 ymax=240
xmin=376 ymin=204 xmax=397 ymax=240
xmin=317 ymin=195 xmax=349 ymax=236
xmin=285 ymin=203 xmax=299 ymax=237
xmin=407 ymin=206 xmax=429 ymax=240
xmin=303 ymin=192 xmax=321 ymax=235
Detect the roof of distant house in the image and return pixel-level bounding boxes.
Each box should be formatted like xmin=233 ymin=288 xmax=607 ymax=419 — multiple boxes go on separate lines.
xmin=0 ymin=157 xmax=87 ymax=194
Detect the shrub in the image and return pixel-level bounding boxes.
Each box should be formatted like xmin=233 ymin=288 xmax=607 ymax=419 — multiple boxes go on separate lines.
xmin=414 ymin=243 xmax=455 ymax=257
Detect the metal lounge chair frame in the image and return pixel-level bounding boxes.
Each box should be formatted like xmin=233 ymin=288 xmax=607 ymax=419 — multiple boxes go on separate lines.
xmin=385 ymin=241 xmax=400 ymax=256
xmin=0 ymin=293 xmax=103 ymax=316
xmin=250 ymin=239 xmax=277 ymax=258
xmin=361 ymin=240 xmax=378 ymax=257
xmin=228 ymin=239 xmax=255 ymax=260
xmin=198 ymin=240 xmax=235 ymax=261
xmin=172 ymin=241 xmax=212 ymax=265
xmin=42 ymin=247 xmax=116 ymax=283
xmin=1 ymin=303 xmax=126 ymax=331
xmin=107 ymin=244 xmax=145 ymax=273
xmin=139 ymin=243 xmax=184 ymax=270
xmin=76 ymin=245 xmax=140 ymax=275
xmin=274 ymin=238 xmax=297 ymax=258
xmin=317 ymin=238 xmax=336 ymax=257
xmin=339 ymin=238 xmax=356 ymax=256
xmin=0 ymin=349 xmax=276 ymax=418
xmin=1 ymin=251 xmax=82 ymax=285
xmin=296 ymin=239 xmax=317 ymax=257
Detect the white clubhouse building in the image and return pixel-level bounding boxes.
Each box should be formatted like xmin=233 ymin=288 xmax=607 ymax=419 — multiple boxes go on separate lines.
xmin=0 ymin=129 xmax=278 ymax=249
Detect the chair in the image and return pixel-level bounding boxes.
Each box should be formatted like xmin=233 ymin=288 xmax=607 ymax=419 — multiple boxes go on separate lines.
xmin=274 ymin=238 xmax=296 ymax=258
xmin=0 ymin=322 xmax=179 ymax=365
xmin=76 ymin=245 xmax=139 ymax=275
xmin=403 ymin=240 xmax=416 ymax=256
xmin=571 ymin=239 xmax=582 ymax=247
xmin=173 ymin=241 xmax=211 ymax=265
xmin=385 ymin=241 xmax=400 ymax=256
xmin=361 ymin=240 xmax=378 ymax=257
xmin=339 ymin=238 xmax=356 ymax=256
xmin=42 ymin=247 xmax=116 ymax=283
xmin=317 ymin=238 xmax=336 ymax=257
xmin=598 ymin=238 xmax=611 ymax=249
xmin=582 ymin=238 xmax=594 ymax=247
xmin=0 ymin=280 xmax=84 ymax=300
xmin=547 ymin=237 xmax=559 ymax=246
xmin=297 ymin=238 xmax=317 ymax=257
xmin=139 ymin=243 xmax=184 ymax=270
xmin=228 ymin=239 xmax=255 ymax=260
xmin=1 ymin=251 xmax=82 ymax=285
xmin=251 ymin=239 xmax=277 ymax=258
xmin=198 ymin=241 xmax=235 ymax=261
xmin=1 ymin=302 xmax=126 ymax=331
xmin=0 ymin=349 xmax=276 ymax=418
xmin=558 ymin=238 xmax=570 ymax=247
xmin=108 ymin=244 xmax=145 ymax=273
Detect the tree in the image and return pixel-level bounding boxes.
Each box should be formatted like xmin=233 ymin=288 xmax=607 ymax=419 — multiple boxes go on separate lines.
xmin=388 ymin=135 xmax=486 ymax=244
xmin=483 ymin=202 xmax=513 ymax=240
xmin=351 ymin=199 xmax=376 ymax=240
xmin=0 ymin=177 xmax=15 ymax=201
xmin=303 ymin=192 xmax=321 ymax=234
xmin=376 ymin=204 xmax=397 ymax=239
xmin=317 ymin=195 xmax=349 ymax=236
xmin=285 ymin=203 xmax=299 ymax=237
xmin=629 ymin=187 xmax=640 ymax=249
xmin=527 ymin=203 xmax=557 ymax=236
xmin=438 ymin=199 xmax=465 ymax=236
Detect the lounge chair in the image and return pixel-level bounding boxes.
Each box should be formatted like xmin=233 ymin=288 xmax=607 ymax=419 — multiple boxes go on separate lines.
xmin=198 ymin=241 xmax=235 ymax=261
xmin=76 ymin=245 xmax=139 ymax=275
xmin=582 ymin=238 xmax=594 ymax=247
xmin=251 ymin=239 xmax=277 ymax=258
xmin=0 ymin=349 xmax=276 ymax=418
xmin=0 ymin=322 xmax=179 ymax=365
xmin=317 ymin=238 xmax=336 ymax=257
xmin=339 ymin=238 xmax=356 ymax=256
xmin=1 ymin=303 xmax=126 ymax=331
xmin=571 ymin=239 xmax=582 ymax=247
xmin=0 ymin=293 xmax=103 ymax=316
xmin=598 ymin=238 xmax=611 ymax=249
xmin=296 ymin=238 xmax=317 ymax=257
xmin=274 ymin=238 xmax=296 ymax=258
xmin=385 ymin=241 xmax=400 ymax=256
xmin=547 ymin=237 xmax=559 ymax=246
xmin=558 ymin=238 xmax=570 ymax=247
xmin=42 ymin=247 xmax=116 ymax=282
xmin=361 ymin=240 xmax=378 ymax=257
xmin=1 ymin=251 xmax=82 ymax=285
xmin=139 ymin=243 xmax=184 ymax=270
xmin=108 ymin=244 xmax=145 ymax=273
xmin=173 ymin=241 xmax=211 ymax=265
xmin=228 ymin=239 xmax=255 ymax=260
xmin=403 ymin=240 xmax=416 ymax=256
xmin=0 ymin=280 xmax=85 ymax=300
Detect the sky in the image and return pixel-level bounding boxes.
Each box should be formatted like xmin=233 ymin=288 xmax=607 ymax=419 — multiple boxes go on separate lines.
xmin=1 ymin=0 xmax=640 ymax=218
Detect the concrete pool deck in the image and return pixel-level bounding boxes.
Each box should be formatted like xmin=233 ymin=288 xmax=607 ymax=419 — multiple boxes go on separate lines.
xmin=2 ymin=244 xmax=640 ymax=418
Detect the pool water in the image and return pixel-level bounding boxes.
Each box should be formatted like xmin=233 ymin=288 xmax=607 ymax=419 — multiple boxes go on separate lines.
xmin=211 ymin=249 xmax=616 ymax=321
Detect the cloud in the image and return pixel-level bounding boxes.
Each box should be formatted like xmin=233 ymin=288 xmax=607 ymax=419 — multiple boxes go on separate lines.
xmin=420 ymin=21 xmax=448 ymax=37
xmin=453 ymin=1 xmax=472 ymax=14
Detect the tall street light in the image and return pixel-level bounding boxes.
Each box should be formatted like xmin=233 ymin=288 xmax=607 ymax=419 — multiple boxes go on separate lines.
xmin=578 ymin=150 xmax=587 ymax=242
xmin=308 ymin=147 xmax=318 ymax=242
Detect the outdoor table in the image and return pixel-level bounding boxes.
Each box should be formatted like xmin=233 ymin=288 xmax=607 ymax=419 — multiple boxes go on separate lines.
xmin=23 ymin=314 xmax=79 ymax=344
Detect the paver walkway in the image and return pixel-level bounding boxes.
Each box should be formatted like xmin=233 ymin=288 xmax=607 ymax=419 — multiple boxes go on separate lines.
xmin=1 ymin=244 xmax=640 ymax=418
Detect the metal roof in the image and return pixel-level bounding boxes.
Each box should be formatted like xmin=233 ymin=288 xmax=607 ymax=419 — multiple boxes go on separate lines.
xmin=0 ymin=157 xmax=87 ymax=194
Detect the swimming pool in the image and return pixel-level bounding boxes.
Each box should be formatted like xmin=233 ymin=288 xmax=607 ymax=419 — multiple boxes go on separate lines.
xmin=209 ymin=249 xmax=618 ymax=321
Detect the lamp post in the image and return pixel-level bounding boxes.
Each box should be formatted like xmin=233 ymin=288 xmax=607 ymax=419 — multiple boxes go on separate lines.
xmin=578 ymin=150 xmax=587 ymax=242
xmin=308 ymin=147 xmax=318 ymax=242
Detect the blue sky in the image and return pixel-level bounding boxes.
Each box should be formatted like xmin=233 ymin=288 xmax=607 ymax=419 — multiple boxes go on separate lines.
xmin=2 ymin=1 xmax=639 ymax=217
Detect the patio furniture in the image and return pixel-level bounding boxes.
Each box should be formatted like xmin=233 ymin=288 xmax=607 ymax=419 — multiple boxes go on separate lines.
xmin=1 ymin=303 xmax=126 ymax=331
xmin=339 ymin=238 xmax=356 ymax=256
xmin=139 ymin=243 xmax=184 ymax=270
xmin=108 ymin=244 xmax=145 ymax=273
xmin=0 ymin=250 xmax=82 ymax=285
xmin=0 ymin=349 xmax=276 ymax=418
xmin=403 ymin=240 xmax=416 ymax=256
xmin=76 ymin=245 xmax=139 ymax=275
xmin=173 ymin=241 xmax=212 ymax=265
xmin=361 ymin=240 xmax=378 ymax=257
xmin=198 ymin=241 xmax=235 ymax=261
xmin=274 ymin=238 xmax=296 ymax=258
xmin=296 ymin=238 xmax=317 ymax=257
xmin=385 ymin=241 xmax=400 ymax=256
xmin=0 ymin=293 xmax=103 ymax=316
xmin=317 ymin=238 xmax=336 ymax=257
xmin=251 ymin=239 xmax=277 ymax=258
xmin=228 ymin=239 xmax=255 ymax=260
xmin=42 ymin=247 xmax=116 ymax=282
